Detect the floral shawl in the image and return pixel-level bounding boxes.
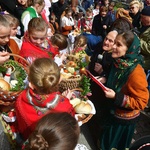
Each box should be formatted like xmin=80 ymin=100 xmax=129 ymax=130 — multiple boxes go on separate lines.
xmin=106 ymin=34 xmax=143 ymax=92
xmin=15 ymin=89 xmax=75 ymax=140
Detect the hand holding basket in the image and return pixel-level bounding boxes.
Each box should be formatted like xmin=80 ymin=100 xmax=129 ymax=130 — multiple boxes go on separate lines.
xmin=0 ymin=54 xmax=29 ymax=112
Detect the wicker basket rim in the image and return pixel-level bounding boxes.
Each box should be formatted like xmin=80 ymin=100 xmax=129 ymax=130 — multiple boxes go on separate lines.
xmin=60 ymin=76 xmax=82 ymax=81
xmin=81 ymin=114 xmax=93 ymax=124
xmin=0 ymin=54 xmax=28 ymax=102
xmin=9 ymin=53 xmax=30 ymax=66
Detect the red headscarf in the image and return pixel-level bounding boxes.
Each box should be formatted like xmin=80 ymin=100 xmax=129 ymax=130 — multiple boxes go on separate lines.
xmin=19 ymin=32 xmax=59 ymax=65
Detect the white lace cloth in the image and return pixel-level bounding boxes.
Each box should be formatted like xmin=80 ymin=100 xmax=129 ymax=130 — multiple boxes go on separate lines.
xmin=74 ymin=144 xmax=89 ymax=150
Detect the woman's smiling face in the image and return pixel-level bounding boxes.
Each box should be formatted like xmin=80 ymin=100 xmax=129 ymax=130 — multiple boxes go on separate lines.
xmin=112 ymin=35 xmax=128 ymax=58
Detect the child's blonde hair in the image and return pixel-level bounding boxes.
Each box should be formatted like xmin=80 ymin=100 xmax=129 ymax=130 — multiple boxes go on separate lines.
xmin=0 ymin=14 xmax=10 ymax=28
xmin=50 ymin=33 xmax=68 ymax=50
xmin=28 ymin=17 xmax=48 ymax=33
xmin=27 ymin=0 xmax=44 ymax=7
xmin=28 ymin=58 xmax=60 ymax=94
xmin=86 ymin=8 xmax=93 ymax=13
xmin=74 ymin=35 xmax=87 ymax=50
xmin=3 ymin=14 xmax=19 ymax=27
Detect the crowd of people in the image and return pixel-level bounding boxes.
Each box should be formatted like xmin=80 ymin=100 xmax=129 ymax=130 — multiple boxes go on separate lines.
xmin=0 ymin=0 xmax=150 ymax=149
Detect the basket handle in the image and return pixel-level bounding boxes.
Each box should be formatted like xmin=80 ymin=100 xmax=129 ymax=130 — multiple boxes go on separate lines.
xmin=9 ymin=53 xmax=30 ymax=66
xmin=70 ymin=88 xmax=83 ymax=92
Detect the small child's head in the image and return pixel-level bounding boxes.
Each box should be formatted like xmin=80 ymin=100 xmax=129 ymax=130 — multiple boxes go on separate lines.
xmin=27 ymin=0 xmax=45 ymax=14
xmin=28 ymin=17 xmax=48 ymax=46
xmin=25 ymin=112 xmax=80 ymax=150
xmin=50 ymin=13 xmax=57 ymax=23
xmin=103 ymin=0 xmax=109 ymax=7
xmin=28 ymin=58 xmax=60 ymax=94
xmin=86 ymin=8 xmax=93 ymax=17
xmin=64 ymin=7 xmax=73 ymax=18
xmin=94 ymin=1 xmax=100 ymax=9
xmin=100 ymin=6 xmax=108 ymax=17
xmin=74 ymin=35 xmax=87 ymax=49
xmin=50 ymin=33 xmax=68 ymax=50
xmin=3 ymin=14 xmax=19 ymax=37
xmin=78 ymin=10 xmax=84 ymax=18
xmin=108 ymin=2 xmax=115 ymax=11
xmin=0 ymin=15 xmax=11 ymax=46
xmin=17 ymin=0 xmax=28 ymax=7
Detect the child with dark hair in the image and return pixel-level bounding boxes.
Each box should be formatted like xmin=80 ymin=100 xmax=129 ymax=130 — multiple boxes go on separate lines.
xmin=49 ymin=13 xmax=59 ymax=33
xmin=81 ymin=8 xmax=93 ymax=33
xmin=100 ymin=0 xmax=110 ymax=8
xmin=60 ymin=7 xmax=75 ymax=36
xmin=22 ymin=112 xmax=80 ymax=150
xmin=50 ymin=33 xmax=68 ymax=51
xmin=15 ymin=58 xmax=75 ymax=140
xmin=108 ymin=2 xmax=116 ymax=23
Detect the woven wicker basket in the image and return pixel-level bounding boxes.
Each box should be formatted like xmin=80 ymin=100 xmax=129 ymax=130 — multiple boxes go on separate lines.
xmin=67 ymin=54 xmax=79 ymax=62
xmin=71 ymin=88 xmax=93 ymax=125
xmin=59 ymin=75 xmax=82 ymax=93
xmin=0 ymin=54 xmax=29 ymax=112
xmin=78 ymin=113 xmax=93 ymax=125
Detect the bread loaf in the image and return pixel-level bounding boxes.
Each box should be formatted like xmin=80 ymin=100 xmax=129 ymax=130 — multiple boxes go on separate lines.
xmin=0 ymin=79 xmax=10 ymax=91
xmin=60 ymin=73 xmax=72 ymax=79
xmin=70 ymin=98 xmax=81 ymax=107
xmin=74 ymin=101 xmax=92 ymax=114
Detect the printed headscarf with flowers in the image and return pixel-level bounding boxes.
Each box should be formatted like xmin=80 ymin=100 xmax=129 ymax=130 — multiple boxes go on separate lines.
xmin=106 ymin=33 xmax=143 ymax=92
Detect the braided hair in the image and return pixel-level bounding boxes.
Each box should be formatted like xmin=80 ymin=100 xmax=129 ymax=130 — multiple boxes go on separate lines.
xmin=24 ymin=112 xmax=80 ymax=150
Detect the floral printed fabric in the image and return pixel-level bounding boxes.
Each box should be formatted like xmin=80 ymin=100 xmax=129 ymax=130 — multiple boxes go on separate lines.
xmin=107 ymin=34 xmax=143 ymax=92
